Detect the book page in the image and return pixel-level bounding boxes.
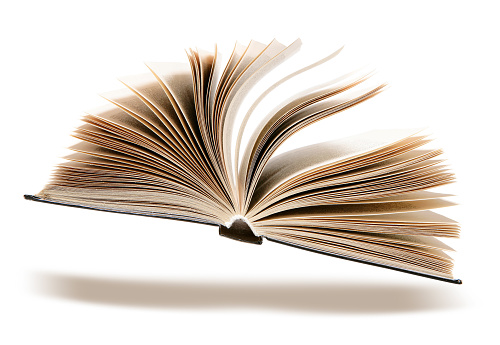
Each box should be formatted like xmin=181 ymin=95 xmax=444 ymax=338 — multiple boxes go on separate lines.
xmin=99 ymin=88 xmax=190 ymax=156
xmin=220 ymin=39 xmax=301 ymax=203
xmin=233 ymin=46 xmax=345 ymax=186
xmin=240 ymin=79 xmax=386 ymax=212
xmin=252 ymin=198 xmax=456 ymax=220
xmin=258 ymin=226 xmax=454 ymax=251
xmin=255 ymin=209 xmax=459 ymax=237
xmin=217 ymin=40 xmax=283 ymax=201
xmin=250 ymin=129 xmax=422 ymax=210
xmin=248 ymin=149 xmax=445 ymax=216
xmin=144 ymin=62 xmax=204 ymax=158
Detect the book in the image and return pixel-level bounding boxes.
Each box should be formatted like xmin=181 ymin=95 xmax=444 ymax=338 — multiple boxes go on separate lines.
xmin=25 ymin=39 xmax=461 ymax=284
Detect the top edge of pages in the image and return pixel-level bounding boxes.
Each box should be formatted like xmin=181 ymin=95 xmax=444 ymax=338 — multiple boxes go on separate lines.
xmin=25 ymin=39 xmax=461 ymax=283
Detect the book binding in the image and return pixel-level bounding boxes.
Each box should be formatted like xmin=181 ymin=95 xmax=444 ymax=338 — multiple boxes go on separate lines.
xmin=219 ymin=219 xmax=263 ymax=244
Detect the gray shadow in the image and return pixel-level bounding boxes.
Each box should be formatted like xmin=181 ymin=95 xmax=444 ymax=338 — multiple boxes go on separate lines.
xmin=32 ymin=272 xmax=465 ymax=314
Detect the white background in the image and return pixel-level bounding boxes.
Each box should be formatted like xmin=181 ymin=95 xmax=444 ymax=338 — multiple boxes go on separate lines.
xmin=1 ymin=1 xmax=499 ymax=344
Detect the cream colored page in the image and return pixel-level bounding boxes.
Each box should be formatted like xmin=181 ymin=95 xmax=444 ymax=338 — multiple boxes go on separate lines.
xmin=65 ymin=144 xmax=190 ymax=183
xmin=60 ymin=146 xmax=232 ymax=218
xmin=343 ymin=210 xmax=459 ymax=223
xmin=249 ymin=152 xmax=445 ymax=215
xmin=219 ymin=39 xmax=302 ymax=204
xmin=254 ymin=210 xmax=460 ymax=238
xmin=218 ymin=40 xmax=282 ymax=197
xmin=207 ymin=47 xmax=222 ymax=126
xmin=201 ymin=43 xmax=248 ymax=205
xmin=213 ymin=42 xmax=246 ymax=122
xmin=117 ymin=73 xmax=184 ymax=134
xmin=98 ymin=86 xmax=211 ymax=181
xmin=84 ymin=103 xmax=193 ymax=163
xmin=144 ymin=62 xmax=201 ymax=148
xmin=187 ymin=49 xmax=223 ymax=177
xmin=102 ymin=76 xmax=203 ymax=165
xmin=253 ymin=129 xmax=422 ymax=205
xmin=251 ymin=181 xmax=454 ymax=220
xmin=259 ymin=226 xmax=454 ymax=251
xmin=193 ymin=49 xmax=215 ymax=135
xmin=258 ymin=209 xmax=458 ymax=224
xmin=255 ymin=190 xmax=453 ymax=214
xmin=67 ymin=139 xmax=200 ymax=182
xmin=253 ymin=199 xmax=456 ymax=220
xmin=218 ymin=40 xmax=268 ymax=102
xmin=188 ymin=48 xmax=222 ymax=169
xmin=85 ymin=103 xmax=160 ymax=140
xmin=60 ymin=150 xmax=229 ymax=209
xmin=242 ymin=78 xmax=385 ymax=210
xmin=220 ymin=39 xmax=286 ymax=171
xmin=236 ymin=51 xmax=353 ymax=189
xmin=237 ymin=68 xmax=366 ymax=193
xmin=143 ymin=61 xmax=232 ymax=199
xmin=234 ymin=46 xmax=344 ymax=180
xmin=320 ymin=191 xmax=454 ymax=203
xmin=99 ymin=88 xmax=186 ymax=143
xmin=72 ymin=100 xmax=232 ymax=211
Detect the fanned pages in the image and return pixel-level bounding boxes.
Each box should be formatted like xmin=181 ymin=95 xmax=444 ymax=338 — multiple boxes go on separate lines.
xmin=26 ymin=39 xmax=461 ymax=283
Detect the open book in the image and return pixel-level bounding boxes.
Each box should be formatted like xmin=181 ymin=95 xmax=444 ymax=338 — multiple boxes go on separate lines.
xmin=25 ymin=39 xmax=461 ymax=283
